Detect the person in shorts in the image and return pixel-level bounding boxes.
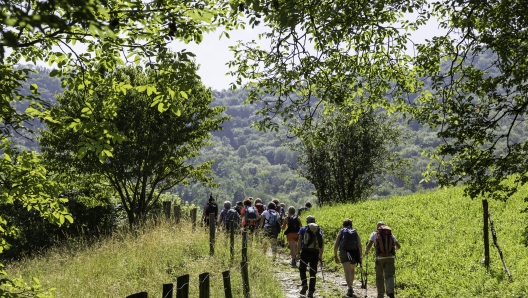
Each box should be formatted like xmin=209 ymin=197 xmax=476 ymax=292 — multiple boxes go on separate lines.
xmin=333 ymin=218 xmax=362 ymax=297
xmin=282 ymin=206 xmax=302 ymax=267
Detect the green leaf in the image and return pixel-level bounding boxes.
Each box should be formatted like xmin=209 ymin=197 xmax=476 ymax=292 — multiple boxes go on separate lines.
xmin=146 ymin=86 xmax=156 ymax=96
xmin=180 ymin=91 xmax=188 ymax=99
xmin=4 ymin=153 xmax=11 ymax=162
xmin=30 ymin=84 xmax=39 ymax=94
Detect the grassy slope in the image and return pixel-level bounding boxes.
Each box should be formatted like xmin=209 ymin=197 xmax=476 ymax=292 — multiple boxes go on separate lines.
xmin=5 ymin=221 xmax=283 ymax=298
xmin=311 ymin=185 xmax=528 ymax=297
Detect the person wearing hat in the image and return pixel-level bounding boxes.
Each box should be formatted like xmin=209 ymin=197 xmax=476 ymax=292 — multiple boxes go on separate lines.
xmin=296 ymin=215 xmax=324 ymax=298
xmin=364 ymin=221 xmax=401 ymax=298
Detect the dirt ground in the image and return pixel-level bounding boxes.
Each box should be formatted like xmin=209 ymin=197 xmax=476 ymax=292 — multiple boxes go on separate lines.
xmin=272 ymin=245 xmax=381 ymax=298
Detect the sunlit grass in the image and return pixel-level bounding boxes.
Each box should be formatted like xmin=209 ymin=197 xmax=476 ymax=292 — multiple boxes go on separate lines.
xmin=6 ymin=220 xmax=283 ymax=298
xmin=310 ymin=185 xmax=528 ymax=297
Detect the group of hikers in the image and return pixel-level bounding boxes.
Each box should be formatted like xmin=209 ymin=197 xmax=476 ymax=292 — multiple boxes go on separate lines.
xmin=201 ymin=195 xmax=401 ymax=298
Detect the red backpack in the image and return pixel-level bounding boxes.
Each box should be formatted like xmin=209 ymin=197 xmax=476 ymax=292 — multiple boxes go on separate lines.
xmin=254 ymin=203 xmax=265 ymax=214
xmin=375 ymin=225 xmax=395 ymax=257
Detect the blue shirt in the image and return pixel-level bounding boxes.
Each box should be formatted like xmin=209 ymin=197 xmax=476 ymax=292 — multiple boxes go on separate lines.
xmin=298 ymin=225 xmax=323 ymax=249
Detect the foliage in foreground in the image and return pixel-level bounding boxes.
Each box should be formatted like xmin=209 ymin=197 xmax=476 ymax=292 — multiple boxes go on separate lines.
xmin=4 ymin=220 xmax=283 ymax=298
xmin=310 ymin=185 xmax=528 ymax=297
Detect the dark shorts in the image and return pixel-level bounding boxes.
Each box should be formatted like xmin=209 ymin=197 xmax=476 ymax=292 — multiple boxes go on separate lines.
xmin=264 ymin=226 xmax=278 ymax=239
xmin=244 ymin=224 xmax=256 ymax=232
xmin=340 ymin=249 xmax=360 ymax=264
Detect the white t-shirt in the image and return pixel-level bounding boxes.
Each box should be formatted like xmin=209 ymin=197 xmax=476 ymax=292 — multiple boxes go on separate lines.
xmin=369 ymin=231 xmax=399 ymax=259
xmin=262 ymin=209 xmax=278 ymax=227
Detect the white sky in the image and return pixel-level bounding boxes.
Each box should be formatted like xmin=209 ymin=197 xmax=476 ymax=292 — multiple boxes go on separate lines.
xmin=168 ymin=18 xmax=444 ymax=91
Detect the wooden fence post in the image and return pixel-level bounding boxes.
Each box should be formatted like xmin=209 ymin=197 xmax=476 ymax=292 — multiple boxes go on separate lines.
xmin=126 ymin=292 xmax=148 ymax=298
xmin=230 ymin=220 xmax=235 ymax=262
xmin=199 ymin=272 xmax=210 ymax=298
xmin=209 ymin=212 xmax=215 ymax=256
xmin=162 ymin=283 xmax=173 ymax=298
xmin=482 ymin=199 xmax=490 ymax=268
xmin=174 ymin=205 xmax=181 ymax=224
xmin=163 ymin=201 xmax=172 ymax=220
xmin=241 ymin=261 xmax=250 ymax=298
xmin=176 ymin=274 xmax=189 ymax=298
xmin=222 ymin=270 xmax=233 ymax=298
xmin=241 ymin=230 xmax=248 ymax=263
xmin=191 ymin=208 xmax=197 ymax=231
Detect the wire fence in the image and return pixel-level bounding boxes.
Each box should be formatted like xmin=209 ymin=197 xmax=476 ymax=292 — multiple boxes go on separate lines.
xmin=126 ymin=205 xmax=267 ymax=298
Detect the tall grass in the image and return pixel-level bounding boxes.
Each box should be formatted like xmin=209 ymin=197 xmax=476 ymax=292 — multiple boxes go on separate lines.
xmin=310 ymin=185 xmax=528 ymax=297
xmin=5 ymin=220 xmax=283 ymax=298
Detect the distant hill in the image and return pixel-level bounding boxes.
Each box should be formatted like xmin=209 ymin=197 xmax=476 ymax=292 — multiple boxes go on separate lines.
xmin=16 ymin=68 xmax=442 ymax=208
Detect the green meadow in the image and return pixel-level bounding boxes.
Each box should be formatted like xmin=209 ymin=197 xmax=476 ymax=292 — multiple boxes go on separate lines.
xmin=5 ymin=184 xmax=528 ymax=297
xmin=311 ymin=185 xmax=528 ymax=297
xmin=5 ymin=221 xmax=283 ymax=298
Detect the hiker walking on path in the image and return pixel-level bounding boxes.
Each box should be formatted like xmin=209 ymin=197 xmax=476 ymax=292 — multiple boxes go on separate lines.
xmin=253 ymin=198 xmax=266 ymax=230
xmin=202 ymin=194 xmax=218 ymax=227
xmin=297 ymin=215 xmax=324 ymax=298
xmin=240 ymin=198 xmax=259 ymax=233
xmin=282 ymin=206 xmax=302 ymax=268
xmin=297 ymin=201 xmax=312 ymax=218
xmin=364 ymin=221 xmax=401 ymax=298
xmin=333 ymin=218 xmax=362 ymax=297
xmin=219 ymin=201 xmax=239 ymax=232
xmin=260 ymin=201 xmax=280 ymax=256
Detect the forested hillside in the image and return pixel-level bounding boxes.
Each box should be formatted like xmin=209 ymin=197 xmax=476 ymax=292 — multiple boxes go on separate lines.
xmin=15 ymin=70 xmax=443 ymax=209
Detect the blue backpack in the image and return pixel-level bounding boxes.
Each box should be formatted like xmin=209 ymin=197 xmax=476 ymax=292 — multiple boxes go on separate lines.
xmin=225 ymin=208 xmax=239 ymax=227
xmin=340 ymin=227 xmax=359 ymax=251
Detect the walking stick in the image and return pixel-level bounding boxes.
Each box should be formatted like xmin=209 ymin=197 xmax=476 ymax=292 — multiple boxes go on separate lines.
xmin=319 ymin=259 xmax=325 ymax=282
xmin=359 ymin=262 xmax=366 ymax=289
xmin=365 ymin=241 xmax=369 ymax=298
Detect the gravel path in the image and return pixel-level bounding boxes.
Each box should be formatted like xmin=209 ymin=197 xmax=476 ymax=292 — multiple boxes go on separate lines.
xmin=271 ymin=247 xmax=380 ymax=298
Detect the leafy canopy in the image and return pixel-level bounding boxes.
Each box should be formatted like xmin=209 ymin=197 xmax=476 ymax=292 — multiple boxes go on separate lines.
xmin=230 ymin=0 xmax=528 ymax=201
xmin=40 ymin=63 xmax=229 ymax=227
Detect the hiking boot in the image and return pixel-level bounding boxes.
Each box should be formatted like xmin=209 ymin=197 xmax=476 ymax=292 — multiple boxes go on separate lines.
xmin=291 ymin=259 xmax=297 ymax=268
xmin=300 ymin=285 xmax=308 ymax=295
xmin=346 ymin=287 xmax=354 ymax=297
xmin=388 ymin=293 xmax=395 ymax=298
xmin=307 ymin=291 xmax=314 ymax=298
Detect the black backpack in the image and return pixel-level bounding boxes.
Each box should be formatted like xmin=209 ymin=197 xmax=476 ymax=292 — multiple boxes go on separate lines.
xmin=284 ymin=216 xmax=301 ymax=235
xmin=206 ymin=202 xmax=218 ymax=216
xmin=340 ymin=227 xmax=359 ymax=251
xmin=244 ymin=206 xmax=258 ymax=222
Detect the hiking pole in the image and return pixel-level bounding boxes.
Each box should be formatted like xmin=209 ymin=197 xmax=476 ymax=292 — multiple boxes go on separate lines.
xmin=365 ymin=241 xmax=369 ymax=298
xmin=359 ymin=262 xmax=366 ymax=289
xmin=319 ymin=259 xmax=325 ymax=282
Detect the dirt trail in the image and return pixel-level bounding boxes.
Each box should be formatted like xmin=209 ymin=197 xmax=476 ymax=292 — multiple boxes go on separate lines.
xmin=272 ymin=247 xmax=380 ymax=298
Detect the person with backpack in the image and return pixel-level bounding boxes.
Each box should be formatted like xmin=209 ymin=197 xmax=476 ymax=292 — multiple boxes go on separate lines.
xmin=260 ymin=201 xmax=280 ymax=256
xmin=202 ymin=194 xmax=219 ymax=227
xmin=333 ymin=218 xmax=363 ymax=297
xmin=297 ymin=201 xmax=312 ymax=218
xmin=240 ymin=198 xmax=259 ymax=232
xmin=234 ymin=201 xmax=243 ymax=215
xmin=296 ymin=215 xmax=324 ymax=298
xmin=282 ymin=206 xmax=302 ymax=268
xmin=364 ymin=221 xmax=401 ymax=298
xmin=219 ymin=201 xmax=239 ymax=232
xmin=253 ymin=198 xmax=266 ymax=230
